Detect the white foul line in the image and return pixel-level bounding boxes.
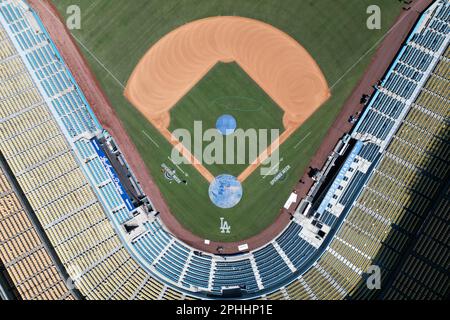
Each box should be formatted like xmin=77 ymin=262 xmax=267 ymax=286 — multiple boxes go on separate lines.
xmin=168 ymin=156 xmax=189 ymax=177
xmin=294 ymin=132 xmax=312 ymax=149
xmin=330 ymin=7 xmax=421 ymax=90
xmin=38 ymin=2 xmax=125 ymax=89
xmin=142 ymin=130 xmax=160 ymax=148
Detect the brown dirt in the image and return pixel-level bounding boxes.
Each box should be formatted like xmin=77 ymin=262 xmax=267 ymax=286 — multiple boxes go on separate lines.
xmin=28 ymin=0 xmax=432 ymax=255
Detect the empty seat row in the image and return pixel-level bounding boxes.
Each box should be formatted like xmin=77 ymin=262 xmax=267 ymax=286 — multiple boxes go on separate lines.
xmin=0 ymin=169 xmax=74 ymax=300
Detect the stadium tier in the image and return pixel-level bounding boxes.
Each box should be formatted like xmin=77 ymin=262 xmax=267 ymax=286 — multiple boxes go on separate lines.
xmin=0 ymin=0 xmax=449 ymax=300
xmin=0 ymin=156 xmax=75 ymax=299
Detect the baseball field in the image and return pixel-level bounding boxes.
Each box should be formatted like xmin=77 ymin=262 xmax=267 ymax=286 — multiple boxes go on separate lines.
xmin=53 ymin=0 xmax=402 ymax=242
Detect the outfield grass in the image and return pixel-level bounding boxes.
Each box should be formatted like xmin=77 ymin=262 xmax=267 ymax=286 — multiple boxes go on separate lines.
xmin=53 ymin=0 xmax=402 ymax=242
xmin=169 ymin=62 xmax=284 ymax=177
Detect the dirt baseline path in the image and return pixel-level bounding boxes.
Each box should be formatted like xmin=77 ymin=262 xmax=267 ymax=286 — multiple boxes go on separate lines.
xmin=124 ymin=16 xmax=330 ymax=183
xmin=29 ymin=0 xmax=433 ymax=255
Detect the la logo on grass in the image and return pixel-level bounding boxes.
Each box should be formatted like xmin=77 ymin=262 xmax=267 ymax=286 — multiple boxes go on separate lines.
xmin=220 ymin=217 xmax=231 ymax=234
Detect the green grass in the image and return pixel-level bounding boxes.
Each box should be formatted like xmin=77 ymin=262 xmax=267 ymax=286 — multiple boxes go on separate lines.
xmin=53 ymin=0 xmax=402 ymax=242
xmin=169 ymin=62 xmax=284 ymax=177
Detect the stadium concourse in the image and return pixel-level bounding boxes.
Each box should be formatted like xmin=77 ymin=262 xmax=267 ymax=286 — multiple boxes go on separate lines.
xmin=0 ymin=0 xmax=449 ymax=300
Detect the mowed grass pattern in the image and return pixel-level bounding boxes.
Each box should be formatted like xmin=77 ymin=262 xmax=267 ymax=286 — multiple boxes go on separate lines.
xmin=54 ymin=0 xmax=401 ymax=241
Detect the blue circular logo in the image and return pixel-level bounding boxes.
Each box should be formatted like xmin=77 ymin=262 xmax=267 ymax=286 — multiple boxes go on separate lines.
xmin=208 ymin=174 xmax=243 ymax=209
xmin=216 ymin=114 xmax=237 ymax=136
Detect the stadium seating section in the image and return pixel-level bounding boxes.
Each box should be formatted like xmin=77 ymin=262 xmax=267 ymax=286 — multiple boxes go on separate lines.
xmin=0 ymin=165 xmax=73 ymax=299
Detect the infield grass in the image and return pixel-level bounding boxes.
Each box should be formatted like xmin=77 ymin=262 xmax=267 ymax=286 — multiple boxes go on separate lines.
xmin=169 ymin=62 xmax=284 ymax=177
xmin=54 ymin=0 xmax=402 ymax=242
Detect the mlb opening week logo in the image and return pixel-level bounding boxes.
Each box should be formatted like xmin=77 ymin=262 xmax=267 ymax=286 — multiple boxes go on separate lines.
xmin=170 ymin=121 xmax=281 ymax=177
